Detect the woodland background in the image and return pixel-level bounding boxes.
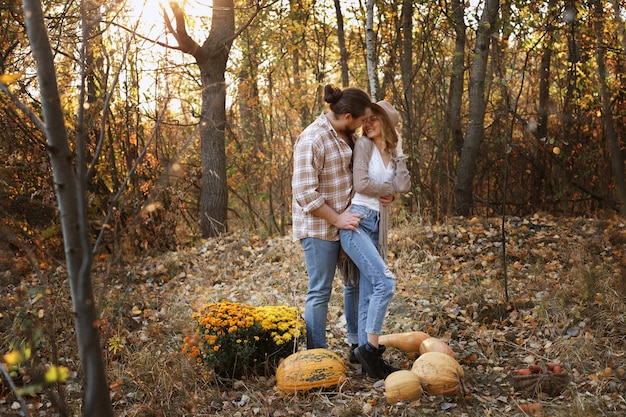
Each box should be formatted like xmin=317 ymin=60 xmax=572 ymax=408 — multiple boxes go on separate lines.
xmin=0 ymin=0 xmax=625 ymax=416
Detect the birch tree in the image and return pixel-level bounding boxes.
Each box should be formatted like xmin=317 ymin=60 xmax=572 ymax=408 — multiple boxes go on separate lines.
xmin=365 ymin=0 xmax=377 ymax=99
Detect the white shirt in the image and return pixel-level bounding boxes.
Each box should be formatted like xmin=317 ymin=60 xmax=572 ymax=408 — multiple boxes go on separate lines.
xmin=351 ymin=147 xmax=394 ymax=212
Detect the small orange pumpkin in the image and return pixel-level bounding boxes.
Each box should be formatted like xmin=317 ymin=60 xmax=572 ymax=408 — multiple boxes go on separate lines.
xmin=411 ymin=352 xmax=464 ymax=396
xmin=418 ymin=337 xmax=456 ymax=358
xmin=385 ymin=370 xmax=423 ymax=404
xmin=275 ymin=348 xmax=346 ymax=393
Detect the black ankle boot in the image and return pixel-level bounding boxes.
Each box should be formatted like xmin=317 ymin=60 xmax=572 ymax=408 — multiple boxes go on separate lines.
xmin=377 ymin=345 xmax=400 ymax=377
xmin=349 ymin=344 xmax=359 ymax=364
xmin=354 ymin=342 xmax=386 ymax=379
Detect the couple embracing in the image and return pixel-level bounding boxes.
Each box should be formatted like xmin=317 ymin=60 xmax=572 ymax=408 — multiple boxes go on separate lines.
xmin=292 ymin=84 xmax=411 ymax=380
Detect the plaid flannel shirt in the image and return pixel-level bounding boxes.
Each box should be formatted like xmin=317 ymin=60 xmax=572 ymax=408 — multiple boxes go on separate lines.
xmin=292 ymin=111 xmax=354 ymax=241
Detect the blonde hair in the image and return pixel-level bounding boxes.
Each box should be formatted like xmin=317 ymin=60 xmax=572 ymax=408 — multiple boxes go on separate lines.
xmin=371 ymin=106 xmax=399 ymax=156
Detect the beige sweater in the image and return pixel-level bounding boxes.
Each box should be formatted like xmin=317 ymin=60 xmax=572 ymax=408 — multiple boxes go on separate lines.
xmin=352 ymin=137 xmax=411 ymax=260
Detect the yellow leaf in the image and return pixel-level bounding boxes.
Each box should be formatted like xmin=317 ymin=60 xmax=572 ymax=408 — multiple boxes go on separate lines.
xmin=0 ymin=72 xmax=23 ymax=85
xmin=31 ymin=292 xmax=43 ymax=304
xmin=3 ymin=350 xmax=22 ymax=365
xmin=2 ymin=347 xmax=30 ymax=365
xmin=44 ymin=365 xmax=69 ymax=383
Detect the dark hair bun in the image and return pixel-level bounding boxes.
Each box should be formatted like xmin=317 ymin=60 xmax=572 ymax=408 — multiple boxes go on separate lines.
xmin=323 ymin=84 xmax=342 ymax=104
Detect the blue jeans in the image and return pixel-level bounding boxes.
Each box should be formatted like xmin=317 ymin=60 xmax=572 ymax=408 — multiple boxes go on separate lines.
xmin=339 ymin=205 xmax=396 ymax=346
xmin=301 ymin=237 xmax=359 ymax=349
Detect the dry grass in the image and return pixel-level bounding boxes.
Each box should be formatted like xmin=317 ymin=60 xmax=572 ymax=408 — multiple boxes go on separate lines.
xmin=1 ymin=215 xmax=625 ymax=416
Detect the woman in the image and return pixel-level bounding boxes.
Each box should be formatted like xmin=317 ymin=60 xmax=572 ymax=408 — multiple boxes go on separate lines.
xmin=339 ymin=100 xmax=411 ymax=379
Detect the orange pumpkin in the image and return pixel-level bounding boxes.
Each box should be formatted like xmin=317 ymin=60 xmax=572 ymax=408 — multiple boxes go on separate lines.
xmin=385 ymin=370 xmax=423 ymax=404
xmin=418 ymin=337 xmax=456 ymax=358
xmin=411 ymin=352 xmax=464 ymax=396
xmin=275 ymin=349 xmax=346 ymax=393
xmin=378 ymin=331 xmax=431 ymax=352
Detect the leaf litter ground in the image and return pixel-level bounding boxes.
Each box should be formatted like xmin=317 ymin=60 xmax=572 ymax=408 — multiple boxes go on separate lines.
xmin=1 ymin=215 xmax=625 ymax=416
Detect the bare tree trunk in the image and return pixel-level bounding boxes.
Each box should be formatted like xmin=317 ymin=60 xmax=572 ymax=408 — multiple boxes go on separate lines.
xmin=446 ymin=0 xmax=466 ymax=157
xmin=537 ymin=43 xmax=551 ymax=142
xmin=531 ymin=0 xmax=558 ymax=209
xmin=400 ymin=0 xmax=412 ymax=127
xmin=439 ymin=0 xmax=466 ymax=215
xmin=592 ymin=0 xmax=626 ymax=215
xmin=287 ymin=0 xmax=310 ymax=126
xmin=537 ymin=0 xmax=558 ymax=141
xmin=563 ymin=0 xmax=579 ymax=131
xmin=400 ymin=0 xmax=421 ymax=203
xmin=21 ymin=0 xmax=113 ymax=415
xmin=81 ymin=0 xmax=100 ymax=185
xmin=454 ymin=0 xmax=499 ymax=216
xmin=199 ymin=9 xmax=233 ymax=237
xmin=365 ymin=0 xmax=377 ymax=100
xmin=611 ymin=0 xmax=626 ymax=216
xmin=167 ymin=1 xmax=234 ymax=237
xmin=400 ymin=0 xmax=412 ymax=136
xmin=236 ymin=33 xmax=262 ymax=228
xmin=334 ymin=0 xmax=349 ymax=87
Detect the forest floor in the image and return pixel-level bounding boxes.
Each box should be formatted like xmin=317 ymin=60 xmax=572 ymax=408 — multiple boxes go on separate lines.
xmin=1 ymin=215 xmax=625 ymax=416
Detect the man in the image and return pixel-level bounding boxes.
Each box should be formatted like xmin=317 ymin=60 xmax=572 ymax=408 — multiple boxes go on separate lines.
xmin=292 ymin=84 xmax=372 ymax=351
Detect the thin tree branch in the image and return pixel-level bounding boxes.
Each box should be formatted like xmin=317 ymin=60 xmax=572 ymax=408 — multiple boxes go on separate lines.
xmin=165 ymin=2 xmax=203 ymax=58
xmin=229 ymin=0 xmax=279 ymax=46
xmin=92 ymin=103 xmax=169 ymax=253
xmin=0 ymin=363 xmax=31 ymax=417
xmin=106 ymin=19 xmax=184 ymax=50
xmin=0 ymin=82 xmax=46 ymax=132
xmin=163 ymin=0 xmax=278 ymax=60
xmin=84 ymin=8 xmax=144 ymax=182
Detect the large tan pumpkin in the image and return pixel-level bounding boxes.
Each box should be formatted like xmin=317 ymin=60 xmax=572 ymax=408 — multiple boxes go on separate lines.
xmin=378 ymin=331 xmax=431 ymax=352
xmin=418 ymin=337 xmax=456 ymax=359
xmin=275 ymin=348 xmax=346 ymax=393
xmin=411 ymin=352 xmax=464 ymax=396
xmin=385 ymin=370 xmax=423 ymax=404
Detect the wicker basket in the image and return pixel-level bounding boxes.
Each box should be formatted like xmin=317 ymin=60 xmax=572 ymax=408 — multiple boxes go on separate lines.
xmin=511 ymin=372 xmax=571 ymax=397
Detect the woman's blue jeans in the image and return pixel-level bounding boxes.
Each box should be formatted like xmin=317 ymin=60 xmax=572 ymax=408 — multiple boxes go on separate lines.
xmin=301 ymin=237 xmax=359 ymax=349
xmin=339 ymin=205 xmax=396 ymax=346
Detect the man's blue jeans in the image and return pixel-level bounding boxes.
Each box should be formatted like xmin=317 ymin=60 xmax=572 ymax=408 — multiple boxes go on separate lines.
xmin=339 ymin=205 xmax=396 ymax=346
xmin=301 ymin=237 xmax=359 ymax=349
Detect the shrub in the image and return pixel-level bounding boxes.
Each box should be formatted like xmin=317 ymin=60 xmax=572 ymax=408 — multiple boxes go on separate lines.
xmin=183 ymin=301 xmax=305 ymax=378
